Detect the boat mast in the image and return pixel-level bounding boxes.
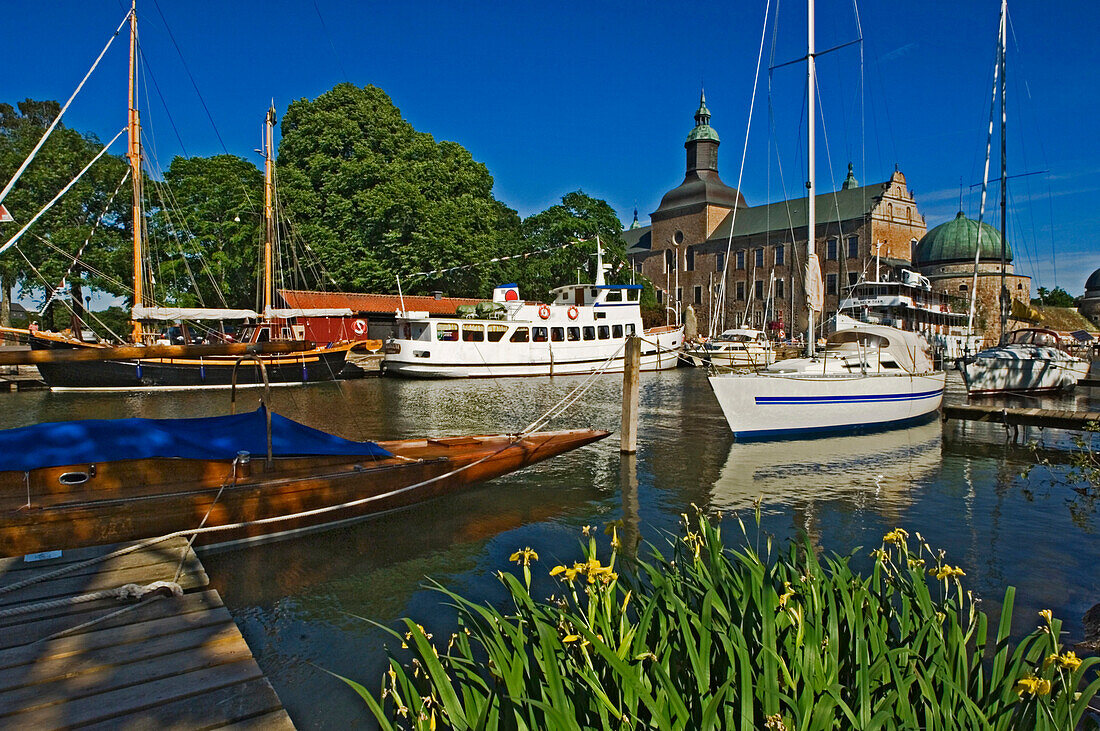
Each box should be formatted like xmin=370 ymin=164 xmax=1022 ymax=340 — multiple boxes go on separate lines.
xmin=805 ymin=0 xmax=816 ymax=356
xmin=263 ymin=103 xmax=276 ymax=318
xmin=127 ymin=0 xmax=144 ymax=343
xmin=998 ymin=0 xmax=1008 ymax=344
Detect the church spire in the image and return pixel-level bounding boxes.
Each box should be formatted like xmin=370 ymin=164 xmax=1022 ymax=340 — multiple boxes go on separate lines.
xmin=842 ymin=162 xmax=858 ymax=190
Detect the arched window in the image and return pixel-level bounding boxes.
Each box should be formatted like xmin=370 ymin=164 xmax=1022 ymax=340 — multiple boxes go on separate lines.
xmin=959 ymin=284 xmax=968 ymax=293
xmin=888 ymin=203 xmax=894 ymax=218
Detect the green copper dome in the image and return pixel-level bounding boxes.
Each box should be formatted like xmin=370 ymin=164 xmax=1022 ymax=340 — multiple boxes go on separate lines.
xmin=914 ymin=211 xmax=1009 ymax=266
xmin=686 ymin=90 xmax=720 ymax=143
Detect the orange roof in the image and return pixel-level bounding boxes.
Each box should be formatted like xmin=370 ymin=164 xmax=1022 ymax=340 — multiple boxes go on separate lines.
xmin=280 ymin=289 xmax=482 ymax=316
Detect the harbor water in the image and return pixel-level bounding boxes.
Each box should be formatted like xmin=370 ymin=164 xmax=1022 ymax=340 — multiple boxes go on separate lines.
xmin=1 ymin=369 xmax=1097 ymax=728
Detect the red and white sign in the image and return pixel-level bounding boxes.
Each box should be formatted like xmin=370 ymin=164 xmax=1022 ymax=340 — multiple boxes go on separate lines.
xmin=0 ymin=204 xmax=13 ymax=223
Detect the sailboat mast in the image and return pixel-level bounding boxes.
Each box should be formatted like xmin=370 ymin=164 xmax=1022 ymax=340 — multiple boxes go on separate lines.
xmin=263 ymin=103 xmax=276 ymax=317
xmin=806 ymin=0 xmax=816 ymax=356
xmin=998 ymin=0 xmax=1008 ymax=344
xmin=127 ymin=0 xmax=144 ymax=343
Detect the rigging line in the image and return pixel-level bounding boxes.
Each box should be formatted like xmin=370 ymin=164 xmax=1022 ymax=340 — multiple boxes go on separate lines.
xmin=0 ymin=127 xmax=128 ymax=258
xmin=0 ymin=10 xmax=130 ymax=207
xmin=814 ymin=77 xmax=849 ymax=311
xmin=851 ymin=0 xmax=866 ymax=249
xmin=29 ymin=232 xmax=131 ymax=295
xmin=40 ymin=170 xmax=131 ymax=313
xmin=136 ymin=43 xmax=188 ymax=157
xmin=312 ymin=0 xmax=350 ymax=81
xmin=768 ymin=38 xmax=863 ymax=71
xmin=714 ymin=0 xmax=772 ymax=336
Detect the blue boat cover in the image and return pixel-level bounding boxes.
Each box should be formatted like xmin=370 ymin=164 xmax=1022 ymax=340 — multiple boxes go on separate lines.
xmin=0 ymin=408 xmax=392 ymax=472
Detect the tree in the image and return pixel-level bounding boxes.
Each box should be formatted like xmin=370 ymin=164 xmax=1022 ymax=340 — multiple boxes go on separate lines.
xmin=276 ymin=83 xmax=521 ymax=297
xmin=1032 ymin=286 xmax=1076 ymax=308
xmin=147 ymin=155 xmax=263 ymax=310
xmin=0 ymin=99 xmax=131 ymax=332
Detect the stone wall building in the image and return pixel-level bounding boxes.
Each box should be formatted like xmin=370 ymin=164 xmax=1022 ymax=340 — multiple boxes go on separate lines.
xmin=1080 ymin=267 xmax=1100 ymax=328
xmin=912 ymin=211 xmax=1031 ymax=345
xmin=625 ymin=93 xmax=927 ymax=339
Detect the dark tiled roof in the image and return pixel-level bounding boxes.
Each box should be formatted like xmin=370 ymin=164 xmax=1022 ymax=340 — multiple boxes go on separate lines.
xmin=623 ymin=225 xmax=652 ymax=255
xmin=280 ymin=289 xmax=482 ymax=315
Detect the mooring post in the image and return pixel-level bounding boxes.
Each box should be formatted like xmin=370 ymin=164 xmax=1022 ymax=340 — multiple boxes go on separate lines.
xmin=621 ymin=335 xmax=641 ymax=454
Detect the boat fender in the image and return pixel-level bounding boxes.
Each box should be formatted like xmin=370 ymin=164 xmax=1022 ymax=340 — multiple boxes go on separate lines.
xmin=539 ymin=305 xmax=551 ymax=320
xmin=567 ymin=306 xmax=579 ymax=320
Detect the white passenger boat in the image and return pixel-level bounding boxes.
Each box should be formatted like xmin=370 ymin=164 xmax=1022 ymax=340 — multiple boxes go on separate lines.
xmin=684 ymin=328 xmax=774 ymax=368
xmin=708 ymin=322 xmax=946 ymax=440
xmin=962 ymin=328 xmax=1089 ymax=395
xmin=382 ymin=254 xmax=684 ymax=377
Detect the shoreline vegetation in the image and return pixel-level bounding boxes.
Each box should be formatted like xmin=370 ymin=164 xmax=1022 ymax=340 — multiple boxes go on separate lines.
xmin=344 ymin=511 xmax=1099 ymax=730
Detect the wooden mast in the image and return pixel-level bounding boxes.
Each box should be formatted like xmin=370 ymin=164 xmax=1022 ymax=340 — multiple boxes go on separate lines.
xmin=127 ymin=0 xmax=144 ymax=343
xmin=263 ymin=103 xmax=276 ymax=318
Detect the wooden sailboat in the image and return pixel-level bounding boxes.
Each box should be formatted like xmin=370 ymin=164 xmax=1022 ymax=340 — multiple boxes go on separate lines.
xmin=0 ymin=382 xmax=609 ymax=555
xmin=11 ymin=3 xmax=353 ymax=390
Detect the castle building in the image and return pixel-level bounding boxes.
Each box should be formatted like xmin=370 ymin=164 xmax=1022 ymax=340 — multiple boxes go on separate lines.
xmin=625 ymin=93 xmax=927 ymax=338
xmin=911 ymin=210 xmax=1030 ymax=344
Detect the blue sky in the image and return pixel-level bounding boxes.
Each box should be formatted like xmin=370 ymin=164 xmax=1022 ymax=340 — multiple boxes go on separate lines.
xmin=3 ymin=1 xmax=1098 ymax=295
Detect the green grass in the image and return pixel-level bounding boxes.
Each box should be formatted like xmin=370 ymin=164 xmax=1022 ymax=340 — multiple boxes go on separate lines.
xmin=342 ymin=511 xmax=1100 ymax=730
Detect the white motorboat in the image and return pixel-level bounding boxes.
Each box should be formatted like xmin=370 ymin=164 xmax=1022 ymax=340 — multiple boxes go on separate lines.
xmin=962 ymin=328 xmax=1089 ymax=395
xmin=383 ymin=242 xmax=684 ymax=378
xmin=708 ymin=322 xmax=946 ymax=440
xmin=684 ymin=328 xmax=775 ymax=369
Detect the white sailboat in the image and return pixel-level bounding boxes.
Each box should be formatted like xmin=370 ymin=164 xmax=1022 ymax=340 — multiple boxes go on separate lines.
xmin=683 ymin=327 xmax=774 ymax=368
xmin=707 ymin=0 xmax=946 ymax=440
xmin=960 ymin=0 xmax=1088 ymax=396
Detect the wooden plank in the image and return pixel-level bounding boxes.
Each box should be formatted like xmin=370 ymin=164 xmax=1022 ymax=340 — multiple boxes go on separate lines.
xmin=0 ymin=537 xmax=195 ymax=575
xmin=0 ymin=590 xmax=221 ymax=651
xmin=81 ymin=678 xmax=292 ymax=731
xmin=0 ymin=653 xmax=263 ymax=729
xmin=0 ymin=560 xmax=207 ymax=610
xmin=0 ymin=597 xmax=230 ymax=672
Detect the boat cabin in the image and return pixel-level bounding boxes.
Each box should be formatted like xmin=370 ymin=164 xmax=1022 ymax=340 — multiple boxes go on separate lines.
xmin=549 ymin=284 xmax=643 ymax=308
xmin=1005 ymin=328 xmax=1062 ymax=347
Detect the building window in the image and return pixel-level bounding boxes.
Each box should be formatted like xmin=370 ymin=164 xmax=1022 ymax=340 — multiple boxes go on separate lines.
xmin=959 ymin=284 xmax=968 ymax=293
xmin=656 ymin=290 xmax=664 ymax=304
xmin=693 ymin=285 xmax=702 ymax=305
xmin=826 ymin=238 xmax=838 ymax=261
xmin=676 ymin=287 xmax=683 ymax=304
xmin=888 ymin=202 xmax=894 ymax=218
xmin=716 ymin=251 xmax=725 ymax=272
xmin=826 ymin=273 xmax=837 ymax=295
xmin=776 ymin=280 xmax=784 ymax=299
xmin=848 ymin=273 xmax=858 ymax=288
xmin=754 ymin=280 xmax=764 ymax=300
xmin=736 ymin=251 xmax=745 ymax=270
xmin=755 ymin=248 xmax=764 ymax=267
xmin=664 ymin=249 xmax=674 ymax=273
xmin=847 ymin=235 xmax=858 ymax=258
xmin=775 ymin=245 xmax=784 ymax=266
xmin=736 ymin=281 xmax=745 ymax=300
xmin=685 ymin=247 xmax=695 ymax=271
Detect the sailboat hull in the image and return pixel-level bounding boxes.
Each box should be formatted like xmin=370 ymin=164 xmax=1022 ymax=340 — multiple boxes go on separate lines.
xmin=709 ymin=371 xmax=946 ymax=440
xmin=961 ymin=345 xmax=1089 ymax=395
xmin=0 ymin=429 xmax=609 ymax=556
xmin=29 ymin=336 xmax=351 ymax=390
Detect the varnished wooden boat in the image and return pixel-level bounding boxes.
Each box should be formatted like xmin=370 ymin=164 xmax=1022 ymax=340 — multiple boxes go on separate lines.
xmin=0 ymin=409 xmax=608 ymax=556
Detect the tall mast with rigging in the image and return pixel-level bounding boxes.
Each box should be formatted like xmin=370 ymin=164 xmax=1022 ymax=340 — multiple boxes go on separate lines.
xmin=805 ymin=0 xmax=817 ymax=356
xmin=998 ymin=0 xmax=1008 ymax=344
xmin=127 ymin=0 xmax=144 ymax=343
xmin=263 ymin=103 xmax=276 ymax=318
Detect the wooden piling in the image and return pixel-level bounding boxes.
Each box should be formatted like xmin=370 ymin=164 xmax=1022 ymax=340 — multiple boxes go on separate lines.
xmin=620 ymin=335 xmax=640 ymax=454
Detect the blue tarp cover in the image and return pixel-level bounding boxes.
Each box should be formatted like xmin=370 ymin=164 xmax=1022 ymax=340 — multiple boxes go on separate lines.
xmin=0 ymin=408 xmax=391 ymax=472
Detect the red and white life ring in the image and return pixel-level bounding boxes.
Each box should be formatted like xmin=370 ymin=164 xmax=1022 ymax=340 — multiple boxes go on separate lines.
xmin=567 ymin=306 xmax=579 ymax=320
xmin=538 ymin=305 xmax=551 ymax=320
xmin=353 ymin=319 xmax=367 ymax=336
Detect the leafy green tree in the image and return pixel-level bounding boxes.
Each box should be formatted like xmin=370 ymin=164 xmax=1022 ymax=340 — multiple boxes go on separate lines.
xmin=276 ymin=83 xmax=521 ymax=297
xmin=0 ymin=99 xmax=131 ymax=332
xmin=147 ymin=154 xmax=262 ymax=310
xmin=1032 ymin=286 xmax=1076 ymax=308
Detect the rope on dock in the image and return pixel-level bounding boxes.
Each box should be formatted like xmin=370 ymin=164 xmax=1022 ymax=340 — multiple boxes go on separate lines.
xmin=0 ymin=580 xmax=181 ymax=620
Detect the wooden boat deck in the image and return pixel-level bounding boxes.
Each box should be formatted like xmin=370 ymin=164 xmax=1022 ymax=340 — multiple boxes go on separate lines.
xmin=942 ymin=404 xmax=1100 ymax=431
xmin=0 ymin=538 xmax=294 ymax=729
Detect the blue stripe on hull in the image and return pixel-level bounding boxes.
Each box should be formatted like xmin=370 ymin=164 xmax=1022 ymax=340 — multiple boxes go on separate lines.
xmin=755 ymin=388 xmax=943 ymax=405
xmin=732 ymin=411 xmax=941 ymax=441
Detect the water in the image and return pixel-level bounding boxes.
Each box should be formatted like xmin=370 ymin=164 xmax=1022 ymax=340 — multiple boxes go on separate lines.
xmin=2 ymin=370 xmax=1097 ymax=728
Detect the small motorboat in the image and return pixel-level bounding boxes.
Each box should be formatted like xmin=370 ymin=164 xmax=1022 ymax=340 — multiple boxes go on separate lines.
xmin=962 ymin=327 xmax=1090 ymax=396
xmin=684 ymin=328 xmax=775 ymax=369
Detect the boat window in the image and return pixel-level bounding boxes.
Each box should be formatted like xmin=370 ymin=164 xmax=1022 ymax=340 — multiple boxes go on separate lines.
xmin=567 ymin=327 xmax=580 ymax=341
xmin=487 ymin=324 xmax=508 ymax=342
xmin=598 ymin=325 xmax=610 ymax=340
xmin=612 ymin=324 xmax=623 ymax=338
xmin=590 ymin=289 xmax=598 ymax=297
xmin=436 ymin=323 xmax=459 ymax=341
xmin=533 ymin=327 xmax=548 ymax=343
xmin=551 ymin=327 xmax=564 ymax=342
xmin=606 ymin=289 xmax=623 ymax=302
xmin=626 ymin=323 xmax=635 ymax=336
xmin=827 ymin=331 xmax=888 ymax=349
xmin=560 ymin=292 xmax=569 ymax=301
xmin=583 ymin=326 xmax=595 ymax=340
xmin=510 ymin=327 xmax=529 ymax=343
xmin=256 ymin=328 xmax=270 ymax=343
xmin=595 ymin=312 xmax=607 ymax=319
xmin=628 ymin=289 xmax=639 ymax=301
xmin=462 ymin=324 xmax=485 ymax=342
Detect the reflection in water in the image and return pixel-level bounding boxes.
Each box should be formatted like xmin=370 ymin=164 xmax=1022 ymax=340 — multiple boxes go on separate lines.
xmin=1 ymin=371 xmax=1097 ymax=729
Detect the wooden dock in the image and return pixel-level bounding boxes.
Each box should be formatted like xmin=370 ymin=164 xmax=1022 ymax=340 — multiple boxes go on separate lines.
xmin=943 ymin=404 xmax=1100 ymax=431
xmin=0 ymin=537 xmax=294 ymax=729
